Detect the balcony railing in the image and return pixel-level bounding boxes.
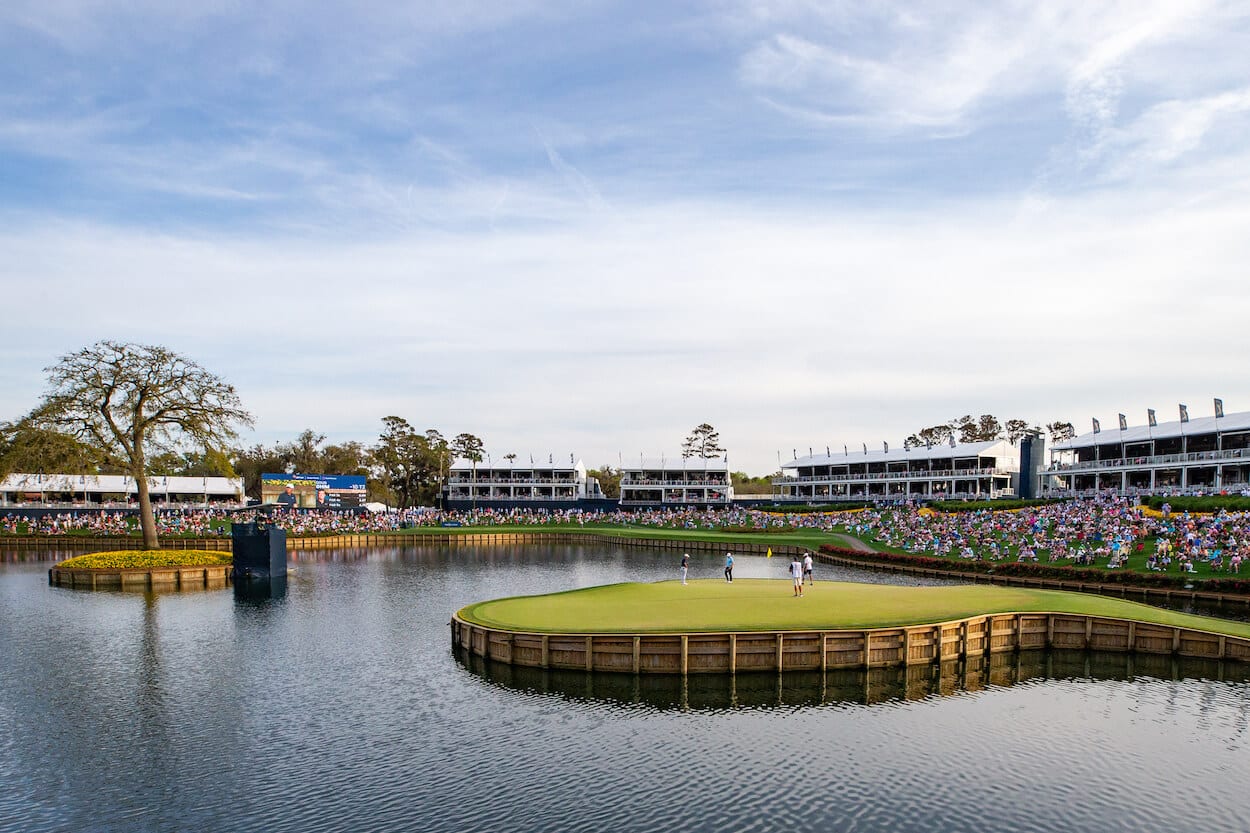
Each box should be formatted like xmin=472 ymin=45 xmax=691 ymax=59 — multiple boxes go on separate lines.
xmin=619 ymin=496 xmax=732 ymax=506
xmin=445 ymin=493 xmax=580 ymax=501
xmin=619 ymin=478 xmax=730 ymax=487
xmin=1045 ymin=448 xmax=1248 ymax=473
xmin=768 ymin=489 xmax=1013 ymax=503
xmin=447 ymin=477 xmax=578 ymax=485
xmin=1040 ymin=483 xmax=1250 ymax=498
xmin=772 ymin=467 xmax=1011 ymax=484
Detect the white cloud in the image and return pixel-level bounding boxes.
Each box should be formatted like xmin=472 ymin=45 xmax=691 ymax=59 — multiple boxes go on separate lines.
xmin=1091 ymin=87 xmax=1250 ymax=181
xmin=735 ymin=1 xmax=1245 ymax=143
xmin=4 ymin=169 xmax=1249 ymax=473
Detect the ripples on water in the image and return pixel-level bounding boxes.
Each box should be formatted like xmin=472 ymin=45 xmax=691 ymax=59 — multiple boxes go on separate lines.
xmin=2 ymin=544 xmax=1249 ymax=833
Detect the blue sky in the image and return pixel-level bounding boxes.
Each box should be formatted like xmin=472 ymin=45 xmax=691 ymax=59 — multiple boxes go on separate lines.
xmin=3 ymin=2 xmax=1250 ymax=473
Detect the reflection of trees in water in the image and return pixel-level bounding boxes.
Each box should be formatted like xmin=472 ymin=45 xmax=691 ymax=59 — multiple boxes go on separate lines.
xmin=133 ymin=592 xmax=177 ymax=785
xmin=455 ymin=648 xmax=1250 ymax=712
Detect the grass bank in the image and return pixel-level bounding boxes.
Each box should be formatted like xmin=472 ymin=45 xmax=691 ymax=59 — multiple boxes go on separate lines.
xmin=458 ymin=579 xmax=1250 ymax=639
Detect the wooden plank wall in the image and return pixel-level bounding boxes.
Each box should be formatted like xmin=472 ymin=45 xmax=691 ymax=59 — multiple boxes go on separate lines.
xmin=450 ymin=612 xmax=1250 ymax=675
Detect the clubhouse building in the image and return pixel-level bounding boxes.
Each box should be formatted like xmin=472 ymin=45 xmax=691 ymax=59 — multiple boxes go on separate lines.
xmin=1042 ymin=409 xmax=1250 ymax=496
xmin=771 ymin=440 xmax=1028 ymax=503
xmin=618 ymin=458 xmax=733 ymax=507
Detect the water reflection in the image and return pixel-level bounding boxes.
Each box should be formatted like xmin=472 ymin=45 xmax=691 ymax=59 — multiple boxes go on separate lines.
xmin=233 ymin=575 xmax=288 ymax=603
xmin=456 ymin=647 xmax=1250 ymax=711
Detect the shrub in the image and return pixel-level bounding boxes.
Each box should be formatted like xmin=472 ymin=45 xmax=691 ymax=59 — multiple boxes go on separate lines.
xmin=928 ymin=498 xmax=1067 ymax=513
xmin=760 ymin=503 xmax=874 ymax=513
xmin=1140 ymin=495 xmax=1250 ymax=513
xmin=718 ymin=525 xmax=798 ymax=534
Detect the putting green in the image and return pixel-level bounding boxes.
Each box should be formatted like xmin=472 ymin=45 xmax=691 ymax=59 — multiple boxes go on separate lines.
xmin=457 ymin=579 xmax=1250 ymax=638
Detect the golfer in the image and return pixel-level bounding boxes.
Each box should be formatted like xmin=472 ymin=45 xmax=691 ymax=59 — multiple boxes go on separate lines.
xmin=790 ymin=554 xmax=804 ymax=597
xmin=724 ymin=552 xmax=734 ymax=582
xmin=681 ymin=552 xmax=690 ymax=585
xmin=803 ymin=552 xmax=814 ymax=585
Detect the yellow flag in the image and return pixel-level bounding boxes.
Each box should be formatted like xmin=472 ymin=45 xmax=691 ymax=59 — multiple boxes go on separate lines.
xmin=766 ymin=547 xmax=772 ymax=558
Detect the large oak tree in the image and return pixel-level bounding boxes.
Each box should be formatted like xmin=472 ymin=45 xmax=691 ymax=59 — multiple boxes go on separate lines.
xmin=26 ymin=341 xmax=252 ymax=549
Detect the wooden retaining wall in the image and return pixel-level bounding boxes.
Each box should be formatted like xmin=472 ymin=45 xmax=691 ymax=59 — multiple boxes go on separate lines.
xmin=286 ymin=532 xmax=807 ymax=554
xmin=5 ymin=536 xmax=231 ymax=551
xmin=450 ymin=612 xmax=1250 ymax=675
xmin=48 ymin=564 xmax=232 ymax=590
xmin=4 ymin=531 xmax=805 ymax=555
xmin=462 ymin=647 xmax=1250 ymax=708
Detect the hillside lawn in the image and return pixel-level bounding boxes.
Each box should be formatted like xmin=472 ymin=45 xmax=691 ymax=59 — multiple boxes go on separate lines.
xmin=458 ymin=579 xmax=1250 ymax=639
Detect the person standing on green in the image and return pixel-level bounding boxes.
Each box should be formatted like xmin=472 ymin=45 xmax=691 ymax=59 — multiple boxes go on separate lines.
xmin=724 ymin=552 xmax=734 ymax=582
xmin=789 ymin=554 xmax=804 ymax=597
xmin=681 ymin=552 xmax=689 ymax=585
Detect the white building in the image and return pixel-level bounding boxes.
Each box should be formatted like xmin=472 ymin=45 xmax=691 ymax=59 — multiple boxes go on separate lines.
xmin=772 ymin=441 xmax=1022 ymax=502
xmin=618 ymin=458 xmax=733 ymax=506
xmin=0 ymin=473 xmax=245 ymax=506
xmin=444 ymin=457 xmax=603 ymax=503
xmin=1043 ymin=409 xmax=1250 ymax=496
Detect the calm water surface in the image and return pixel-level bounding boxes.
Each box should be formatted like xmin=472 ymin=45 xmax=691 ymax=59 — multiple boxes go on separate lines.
xmin=2 ymin=545 xmax=1249 ymax=833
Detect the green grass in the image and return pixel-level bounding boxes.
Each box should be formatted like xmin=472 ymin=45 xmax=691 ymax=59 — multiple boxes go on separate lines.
xmin=458 ymin=578 xmax=1250 ymax=639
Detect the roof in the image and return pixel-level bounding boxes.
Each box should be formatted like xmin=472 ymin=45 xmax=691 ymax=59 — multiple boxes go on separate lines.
xmin=781 ymin=440 xmax=1013 ymax=470
xmin=1052 ymin=409 xmax=1250 ymax=450
xmin=0 ymin=473 xmax=243 ymax=495
xmin=622 ymin=457 xmax=729 ymax=473
xmin=449 ymin=457 xmax=584 ymax=471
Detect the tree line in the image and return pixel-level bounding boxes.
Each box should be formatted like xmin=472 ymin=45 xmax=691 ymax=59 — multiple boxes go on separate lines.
xmin=1 ymin=344 xmax=1080 ymax=525
xmin=904 ymin=415 xmax=1075 ymax=448
xmin=0 ymin=414 xmax=488 ymax=510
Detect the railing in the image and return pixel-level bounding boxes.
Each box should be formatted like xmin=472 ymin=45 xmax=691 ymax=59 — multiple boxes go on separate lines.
xmin=768 ymin=490 xmax=1010 ymax=503
xmin=1041 ymin=484 xmax=1250 ymax=499
xmin=619 ymin=497 xmax=732 ymax=506
xmin=445 ymin=493 xmax=580 ymax=501
xmin=773 ymin=467 xmax=1011 ymax=484
xmin=446 ymin=478 xmax=578 ymax=485
xmin=1047 ymin=448 xmax=1248 ymax=473
xmin=0 ymin=500 xmax=245 ymax=509
xmin=618 ymin=479 xmax=730 ymax=487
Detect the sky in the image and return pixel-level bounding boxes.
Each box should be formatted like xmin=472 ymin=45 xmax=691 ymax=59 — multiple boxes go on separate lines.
xmin=2 ymin=1 xmax=1249 ymax=474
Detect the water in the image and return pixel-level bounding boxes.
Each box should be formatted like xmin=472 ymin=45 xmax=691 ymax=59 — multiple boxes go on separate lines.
xmin=2 ymin=544 xmax=1249 ymax=833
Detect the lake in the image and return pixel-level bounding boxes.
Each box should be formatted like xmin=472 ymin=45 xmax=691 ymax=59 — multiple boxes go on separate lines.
xmin=2 ymin=544 xmax=1248 ymax=833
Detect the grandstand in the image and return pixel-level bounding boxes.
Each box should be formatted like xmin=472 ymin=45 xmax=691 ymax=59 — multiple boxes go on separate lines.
xmin=772 ymin=440 xmax=1026 ymax=502
xmin=0 ymin=473 xmax=244 ymax=506
xmin=1043 ymin=409 xmax=1250 ymax=496
xmin=619 ymin=458 xmax=732 ymax=507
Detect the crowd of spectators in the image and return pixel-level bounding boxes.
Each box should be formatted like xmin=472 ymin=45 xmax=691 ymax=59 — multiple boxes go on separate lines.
xmin=4 ymin=496 xmax=1249 ymax=575
xmin=839 ymin=496 xmax=1250 ymax=574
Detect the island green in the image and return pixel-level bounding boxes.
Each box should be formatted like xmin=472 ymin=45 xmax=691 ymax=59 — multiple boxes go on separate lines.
xmin=458 ymin=579 xmax=1250 ymax=639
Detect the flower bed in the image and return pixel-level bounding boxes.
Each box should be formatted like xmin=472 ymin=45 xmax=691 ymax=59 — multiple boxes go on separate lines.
xmin=56 ymin=550 xmax=233 ymax=570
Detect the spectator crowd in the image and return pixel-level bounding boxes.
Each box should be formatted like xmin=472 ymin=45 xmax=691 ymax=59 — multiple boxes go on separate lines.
xmin=4 ymin=496 xmax=1248 ymax=575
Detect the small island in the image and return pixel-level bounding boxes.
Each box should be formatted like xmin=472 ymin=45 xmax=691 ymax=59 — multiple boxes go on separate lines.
xmin=49 ymin=550 xmax=233 ymax=590
xmin=454 ymin=580 xmax=1250 ymax=675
